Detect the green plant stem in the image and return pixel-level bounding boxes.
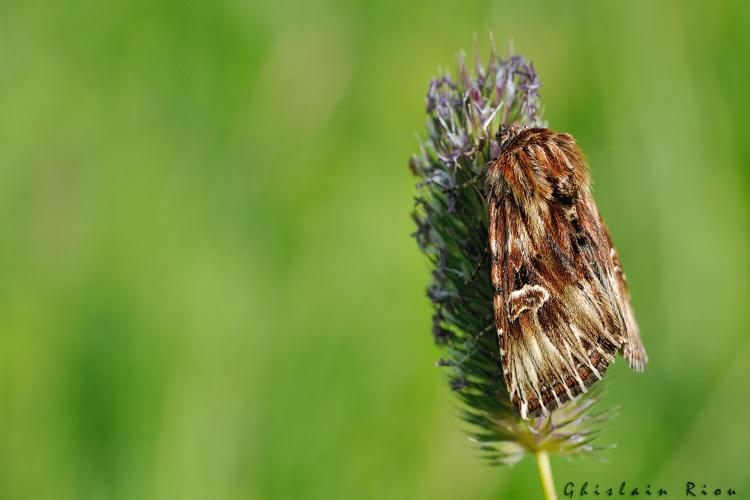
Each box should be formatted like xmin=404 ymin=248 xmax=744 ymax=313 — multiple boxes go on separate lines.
xmin=535 ymin=450 xmax=557 ymax=500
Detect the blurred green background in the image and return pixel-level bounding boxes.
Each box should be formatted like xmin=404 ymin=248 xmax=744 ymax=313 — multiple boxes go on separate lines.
xmin=1 ymin=0 xmax=748 ymax=498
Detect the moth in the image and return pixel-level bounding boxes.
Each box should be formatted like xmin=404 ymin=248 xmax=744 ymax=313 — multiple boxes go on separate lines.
xmin=486 ymin=123 xmax=647 ymax=419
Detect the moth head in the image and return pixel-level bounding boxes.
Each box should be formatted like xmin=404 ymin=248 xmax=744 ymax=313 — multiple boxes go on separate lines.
xmin=496 ymin=123 xmax=526 ymax=152
xmin=487 ymin=122 xmax=531 ymax=194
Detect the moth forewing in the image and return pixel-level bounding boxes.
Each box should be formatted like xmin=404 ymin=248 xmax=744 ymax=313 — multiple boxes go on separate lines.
xmin=487 ymin=124 xmax=647 ymax=419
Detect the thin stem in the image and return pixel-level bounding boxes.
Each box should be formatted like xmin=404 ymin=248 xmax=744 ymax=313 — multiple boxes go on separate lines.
xmin=535 ymin=450 xmax=557 ymax=500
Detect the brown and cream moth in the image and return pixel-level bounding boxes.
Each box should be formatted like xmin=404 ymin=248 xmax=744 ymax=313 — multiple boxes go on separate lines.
xmin=487 ymin=123 xmax=647 ymax=420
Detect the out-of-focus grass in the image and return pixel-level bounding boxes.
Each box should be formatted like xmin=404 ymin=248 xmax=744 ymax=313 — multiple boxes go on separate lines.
xmin=0 ymin=1 xmax=748 ymax=499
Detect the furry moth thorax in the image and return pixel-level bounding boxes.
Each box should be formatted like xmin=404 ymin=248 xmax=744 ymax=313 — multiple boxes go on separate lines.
xmin=487 ymin=124 xmax=590 ymax=203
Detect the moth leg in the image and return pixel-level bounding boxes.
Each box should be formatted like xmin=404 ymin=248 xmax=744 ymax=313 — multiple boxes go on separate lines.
xmin=441 ymin=171 xmax=484 ymax=193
